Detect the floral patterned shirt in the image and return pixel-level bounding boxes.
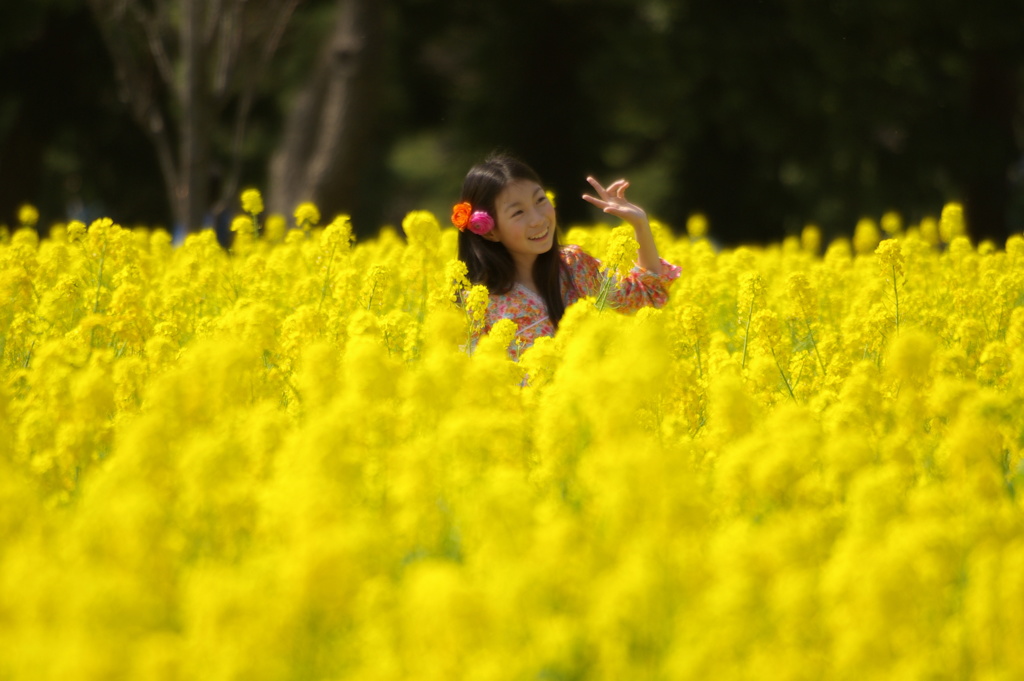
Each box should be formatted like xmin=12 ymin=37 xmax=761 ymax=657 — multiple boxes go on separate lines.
xmin=478 ymin=244 xmax=682 ymax=359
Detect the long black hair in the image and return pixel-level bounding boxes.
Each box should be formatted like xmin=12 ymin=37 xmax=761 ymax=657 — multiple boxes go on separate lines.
xmin=456 ymin=154 xmax=570 ymax=326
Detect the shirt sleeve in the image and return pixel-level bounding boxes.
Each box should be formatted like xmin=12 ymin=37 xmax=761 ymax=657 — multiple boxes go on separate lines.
xmin=560 ymin=244 xmax=682 ymax=311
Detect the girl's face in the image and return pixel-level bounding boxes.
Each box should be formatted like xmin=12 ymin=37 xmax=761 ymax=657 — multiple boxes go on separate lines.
xmin=484 ymin=179 xmax=556 ymax=257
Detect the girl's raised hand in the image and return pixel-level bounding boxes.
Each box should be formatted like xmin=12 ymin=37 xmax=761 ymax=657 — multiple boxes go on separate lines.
xmin=581 ymin=177 xmax=648 ymax=228
xmin=582 ymin=175 xmax=663 ymax=275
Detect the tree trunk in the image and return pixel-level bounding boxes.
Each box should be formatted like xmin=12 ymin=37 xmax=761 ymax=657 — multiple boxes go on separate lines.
xmin=178 ymin=0 xmax=209 ymax=235
xmin=87 ymin=0 xmax=299 ymax=240
xmin=268 ymin=0 xmax=384 ymax=224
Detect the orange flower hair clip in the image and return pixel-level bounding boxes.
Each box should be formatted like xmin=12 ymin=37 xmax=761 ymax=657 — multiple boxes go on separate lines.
xmin=451 ymin=201 xmax=495 ymax=235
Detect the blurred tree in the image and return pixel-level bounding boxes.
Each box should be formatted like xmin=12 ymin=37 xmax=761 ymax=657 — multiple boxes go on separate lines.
xmin=268 ymin=0 xmax=386 ymax=227
xmin=85 ymin=0 xmax=301 ymax=235
xmin=4 ymin=0 xmax=1023 ymax=245
xmin=0 ymin=1 xmax=168 ymax=230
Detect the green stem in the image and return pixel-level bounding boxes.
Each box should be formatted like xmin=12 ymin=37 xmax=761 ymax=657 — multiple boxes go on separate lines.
xmin=595 ymin=271 xmax=615 ymax=311
xmin=87 ymin=240 xmax=107 ymax=354
xmin=262 ymin=349 xmax=302 ymax=406
xmin=92 ymin=240 xmax=107 ymax=314
xmin=771 ymin=346 xmax=796 ymax=401
xmin=741 ymin=297 xmax=755 ymax=369
xmin=365 ymin=281 xmax=378 ymax=311
xmin=892 ymin=264 xmax=900 ymax=336
xmin=318 ymin=242 xmax=338 ymax=312
xmin=805 ymin=320 xmax=826 ymax=374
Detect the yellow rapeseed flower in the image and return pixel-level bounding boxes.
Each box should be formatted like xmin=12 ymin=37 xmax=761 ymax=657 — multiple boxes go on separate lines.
xmin=240 ymin=188 xmax=264 ymax=215
xmin=881 ymin=211 xmax=903 ymax=236
xmin=465 ymin=284 xmax=490 ymax=330
xmin=737 ymin=271 xmax=765 ymax=321
xmin=801 ymin=224 xmax=822 ymax=255
xmin=939 ymin=202 xmax=966 ymax=242
xmin=294 ymin=202 xmax=320 ymax=229
xmin=321 ymin=214 xmax=353 ymax=249
xmin=603 ymin=225 xmax=638 ymax=280
xmin=264 ymin=214 xmax=287 ymax=242
xmin=66 ymin=220 xmax=86 ymax=243
xmin=403 ymin=210 xmax=441 ymax=250
xmin=919 ymin=216 xmax=940 ymax=246
xmin=230 ymin=215 xmax=254 ymax=236
xmin=875 ymin=238 xmax=905 ymax=281
xmin=786 ymin=272 xmax=817 ymax=321
xmin=686 ymin=213 xmax=709 ymax=240
xmin=478 ymin=317 xmax=518 ymax=358
xmin=853 ymin=217 xmax=881 ymax=255
xmin=443 ymin=259 xmax=470 ymax=304
xmin=360 ymin=263 xmax=391 ymax=311
xmin=2 ymin=202 xmax=1023 ymax=681
xmin=18 ymin=204 xmax=39 ymax=228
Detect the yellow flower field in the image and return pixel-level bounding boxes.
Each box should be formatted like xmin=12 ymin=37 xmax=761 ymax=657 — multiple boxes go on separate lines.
xmin=0 ymin=200 xmax=1022 ymax=680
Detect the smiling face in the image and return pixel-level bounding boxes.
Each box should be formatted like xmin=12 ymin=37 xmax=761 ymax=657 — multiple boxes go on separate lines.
xmin=483 ymin=179 xmax=556 ymax=260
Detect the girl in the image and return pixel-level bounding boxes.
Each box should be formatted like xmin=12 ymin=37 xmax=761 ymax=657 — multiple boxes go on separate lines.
xmin=454 ymin=154 xmax=681 ymax=358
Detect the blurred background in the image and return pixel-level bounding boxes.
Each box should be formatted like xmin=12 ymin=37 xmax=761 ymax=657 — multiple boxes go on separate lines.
xmin=1 ymin=0 xmax=1022 ymax=246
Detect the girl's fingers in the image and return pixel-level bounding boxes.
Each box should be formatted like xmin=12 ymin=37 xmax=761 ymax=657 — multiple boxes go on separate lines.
xmin=587 ymin=176 xmax=632 ymax=202
xmin=585 ymin=182 xmax=606 ymax=200
xmin=584 ymin=177 xmax=638 ymax=217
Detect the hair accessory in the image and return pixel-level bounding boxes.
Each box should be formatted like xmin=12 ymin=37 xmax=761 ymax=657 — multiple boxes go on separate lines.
xmin=468 ymin=211 xmax=494 ymax=235
xmin=452 ymin=202 xmax=495 ymax=235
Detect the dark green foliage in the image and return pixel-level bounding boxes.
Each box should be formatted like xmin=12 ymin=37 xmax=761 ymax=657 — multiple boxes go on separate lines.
xmin=2 ymin=0 xmax=1022 ymax=244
